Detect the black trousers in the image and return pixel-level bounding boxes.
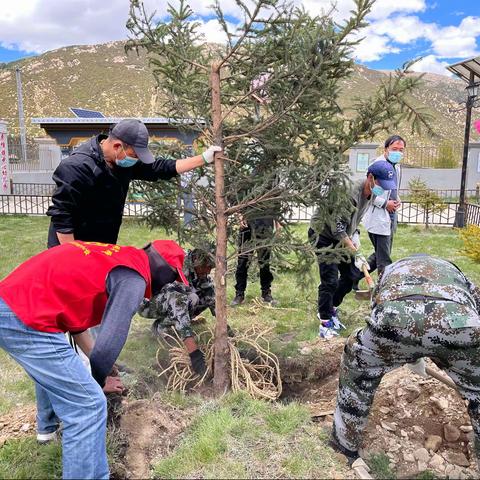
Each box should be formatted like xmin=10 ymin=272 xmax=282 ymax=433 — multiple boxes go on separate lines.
xmin=234 ymin=224 xmax=273 ymax=295
xmin=308 ymin=228 xmax=356 ymax=319
xmin=366 ymin=232 xmax=392 ymax=276
xmin=363 ymin=217 xmax=396 ymax=278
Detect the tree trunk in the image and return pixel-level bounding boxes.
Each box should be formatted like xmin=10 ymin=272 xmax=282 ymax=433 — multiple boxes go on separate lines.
xmin=425 ymin=207 xmax=429 ymax=229
xmin=211 ymin=62 xmax=230 ymax=395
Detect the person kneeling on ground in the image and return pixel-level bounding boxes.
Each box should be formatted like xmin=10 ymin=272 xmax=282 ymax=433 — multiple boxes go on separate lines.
xmin=331 ymin=254 xmax=480 ymax=465
xmin=0 ymin=239 xmax=184 ymax=479
xmin=138 ymin=243 xmax=219 ymax=377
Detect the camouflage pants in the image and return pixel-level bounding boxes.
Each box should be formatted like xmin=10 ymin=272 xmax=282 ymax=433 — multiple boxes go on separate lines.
xmin=139 ymin=283 xmax=214 ymax=339
xmin=333 ymin=298 xmax=480 ymax=459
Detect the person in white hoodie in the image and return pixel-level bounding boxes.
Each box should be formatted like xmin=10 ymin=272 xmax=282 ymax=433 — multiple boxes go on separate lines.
xmin=354 ymin=135 xmax=405 ymax=286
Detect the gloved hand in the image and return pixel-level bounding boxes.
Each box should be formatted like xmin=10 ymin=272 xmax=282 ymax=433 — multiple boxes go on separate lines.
xmin=202 ymin=146 xmax=222 ymax=164
xmin=351 ymin=231 xmax=361 ymax=250
xmin=354 ymin=253 xmax=369 ymax=272
xmin=189 ymin=349 xmax=207 ymax=376
xmin=407 ymin=358 xmax=428 ymax=377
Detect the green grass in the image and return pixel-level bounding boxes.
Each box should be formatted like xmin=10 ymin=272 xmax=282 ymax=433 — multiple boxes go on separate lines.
xmin=367 ymin=452 xmax=396 ymax=479
xmin=0 ymin=438 xmax=62 ymax=479
xmin=152 ymin=391 xmax=346 ymax=479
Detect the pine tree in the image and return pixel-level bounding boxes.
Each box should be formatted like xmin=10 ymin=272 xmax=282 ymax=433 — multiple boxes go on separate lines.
xmin=408 ymin=177 xmax=447 ymax=228
xmin=127 ymin=0 xmax=432 ymax=394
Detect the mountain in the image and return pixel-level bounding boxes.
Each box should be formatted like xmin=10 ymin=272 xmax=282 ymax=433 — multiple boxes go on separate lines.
xmin=0 ymin=40 xmax=477 ymax=144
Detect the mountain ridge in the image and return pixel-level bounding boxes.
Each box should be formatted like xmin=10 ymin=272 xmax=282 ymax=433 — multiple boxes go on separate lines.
xmin=0 ymin=40 xmax=476 ymax=144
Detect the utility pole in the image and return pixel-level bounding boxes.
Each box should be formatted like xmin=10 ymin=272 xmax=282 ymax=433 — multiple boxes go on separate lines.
xmin=15 ymin=67 xmax=28 ymax=163
xmin=454 ymin=72 xmax=475 ymax=228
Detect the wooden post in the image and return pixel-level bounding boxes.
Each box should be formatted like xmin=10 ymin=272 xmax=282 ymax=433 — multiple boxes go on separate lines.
xmin=211 ymin=62 xmax=230 ymax=394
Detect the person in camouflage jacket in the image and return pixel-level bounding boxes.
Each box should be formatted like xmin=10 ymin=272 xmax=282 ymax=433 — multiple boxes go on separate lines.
xmin=138 ymin=248 xmax=215 ymax=375
xmin=332 ymin=254 xmax=480 ymax=463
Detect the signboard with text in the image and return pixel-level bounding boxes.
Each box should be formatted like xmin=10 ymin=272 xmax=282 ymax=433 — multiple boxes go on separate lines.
xmin=0 ymin=123 xmax=10 ymax=194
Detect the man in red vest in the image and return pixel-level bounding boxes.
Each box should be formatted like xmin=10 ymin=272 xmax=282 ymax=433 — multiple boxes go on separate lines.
xmin=0 ymin=239 xmax=187 ymax=479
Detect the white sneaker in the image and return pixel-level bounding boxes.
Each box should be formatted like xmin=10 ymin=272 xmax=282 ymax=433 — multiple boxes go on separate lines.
xmin=37 ymin=431 xmax=58 ymax=444
xmin=319 ymin=326 xmax=339 ymax=340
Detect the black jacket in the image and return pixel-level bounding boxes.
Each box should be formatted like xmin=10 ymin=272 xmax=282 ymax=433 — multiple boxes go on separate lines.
xmin=47 ymin=135 xmax=178 ymax=247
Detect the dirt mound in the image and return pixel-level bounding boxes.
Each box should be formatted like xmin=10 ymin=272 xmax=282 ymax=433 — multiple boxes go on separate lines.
xmin=118 ymin=398 xmax=190 ymax=479
xmin=0 ymin=405 xmax=36 ymax=444
xmin=282 ymin=338 xmax=479 ymax=479
xmin=364 ymin=364 xmax=478 ymax=479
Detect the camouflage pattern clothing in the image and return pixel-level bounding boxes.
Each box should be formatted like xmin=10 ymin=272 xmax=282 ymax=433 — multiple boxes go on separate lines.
xmin=333 ymin=255 xmax=480 ymax=460
xmin=138 ymin=250 xmax=215 ymax=339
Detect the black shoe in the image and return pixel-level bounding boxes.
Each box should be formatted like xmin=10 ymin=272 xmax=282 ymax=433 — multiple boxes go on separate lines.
xmin=262 ymin=291 xmax=278 ymax=306
xmin=352 ymin=280 xmax=360 ymax=291
xmin=231 ymin=294 xmax=245 ymax=306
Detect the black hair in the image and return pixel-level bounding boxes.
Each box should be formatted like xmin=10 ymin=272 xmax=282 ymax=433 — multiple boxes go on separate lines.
xmin=384 ymin=135 xmax=406 ymax=149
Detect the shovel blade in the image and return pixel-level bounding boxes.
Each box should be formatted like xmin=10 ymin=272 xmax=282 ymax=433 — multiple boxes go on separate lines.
xmin=355 ymin=290 xmax=371 ymax=301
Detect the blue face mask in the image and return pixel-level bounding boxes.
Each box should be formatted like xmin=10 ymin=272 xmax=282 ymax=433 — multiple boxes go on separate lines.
xmin=116 ymin=157 xmax=138 ymax=168
xmin=115 ymin=146 xmax=138 ymax=168
xmin=372 ymin=185 xmax=384 ymax=197
xmin=388 ymin=151 xmax=403 ymax=164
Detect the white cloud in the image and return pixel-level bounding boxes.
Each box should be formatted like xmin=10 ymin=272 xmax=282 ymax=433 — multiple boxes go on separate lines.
xmin=195 ymin=19 xmax=238 ymax=44
xmin=352 ymin=31 xmax=400 ymax=62
xmin=429 ymin=16 xmax=480 ymax=58
xmin=0 ymin=0 xmax=135 ymax=53
xmin=367 ymin=0 xmax=426 ymax=20
xmin=410 ymin=54 xmax=451 ymax=75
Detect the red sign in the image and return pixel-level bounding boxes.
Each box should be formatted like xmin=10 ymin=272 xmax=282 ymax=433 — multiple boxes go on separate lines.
xmin=0 ymin=132 xmax=7 ymax=192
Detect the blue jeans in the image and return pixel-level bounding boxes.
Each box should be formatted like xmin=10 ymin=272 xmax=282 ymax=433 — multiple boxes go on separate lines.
xmin=0 ymin=298 xmax=109 ymax=479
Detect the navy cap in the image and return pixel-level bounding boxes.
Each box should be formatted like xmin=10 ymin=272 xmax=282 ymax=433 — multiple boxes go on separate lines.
xmin=111 ymin=119 xmax=155 ymax=164
xmin=367 ymin=160 xmax=396 ymax=190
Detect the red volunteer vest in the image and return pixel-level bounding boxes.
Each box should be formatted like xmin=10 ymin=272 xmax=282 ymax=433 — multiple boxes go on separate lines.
xmin=0 ymin=241 xmax=152 ymax=333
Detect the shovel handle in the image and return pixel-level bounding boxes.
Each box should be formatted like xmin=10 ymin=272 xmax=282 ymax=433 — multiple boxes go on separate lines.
xmin=362 ymin=264 xmax=375 ymax=289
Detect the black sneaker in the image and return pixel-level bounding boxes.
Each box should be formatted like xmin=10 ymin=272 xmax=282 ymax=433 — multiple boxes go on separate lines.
xmin=231 ymin=294 xmax=245 ymax=306
xmin=262 ymin=291 xmax=278 ymax=306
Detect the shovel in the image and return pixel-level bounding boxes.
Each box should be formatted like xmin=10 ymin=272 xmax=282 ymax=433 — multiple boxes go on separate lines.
xmin=354 ymin=264 xmax=375 ymax=301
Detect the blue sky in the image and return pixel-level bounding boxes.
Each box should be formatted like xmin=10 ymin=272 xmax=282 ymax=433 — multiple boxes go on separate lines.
xmin=0 ymin=0 xmax=478 ymax=76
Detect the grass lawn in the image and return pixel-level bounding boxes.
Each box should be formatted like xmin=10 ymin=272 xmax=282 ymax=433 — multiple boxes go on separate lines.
xmin=0 ymin=215 xmax=479 ymax=478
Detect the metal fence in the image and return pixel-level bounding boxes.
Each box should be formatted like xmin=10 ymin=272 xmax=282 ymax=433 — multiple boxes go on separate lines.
xmin=397 ymin=202 xmax=459 ymax=226
xmin=466 ymin=203 xmax=480 ymax=226
xmin=10 ymin=183 xmax=479 ymax=203
xmin=0 ymin=194 xmax=151 ymax=217
xmin=398 ymin=188 xmax=479 ymax=202
xmin=7 ymin=138 xmax=42 ymax=171
xmin=11 ymin=182 xmax=56 ymax=195
xmin=1 ymin=194 xmax=479 ymax=227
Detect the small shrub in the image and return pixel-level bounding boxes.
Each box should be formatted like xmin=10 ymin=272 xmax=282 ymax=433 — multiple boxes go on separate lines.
xmin=367 ymin=452 xmax=396 ymax=479
xmin=458 ymin=225 xmax=480 ymax=263
xmin=416 ymin=470 xmax=438 ymax=480
xmin=408 ymin=178 xmax=447 ymax=229
xmin=435 ymin=140 xmax=459 ymax=168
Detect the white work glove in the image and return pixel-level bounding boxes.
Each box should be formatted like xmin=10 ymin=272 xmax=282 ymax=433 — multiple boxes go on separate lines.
xmin=354 ymin=253 xmax=369 ymax=272
xmin=351 ymin=231 xmax=361 ymax=250
xmin=202 ymin=145 xmax=222 ymax=164
xmin=407 ymin=358 xmax=428 ymax=378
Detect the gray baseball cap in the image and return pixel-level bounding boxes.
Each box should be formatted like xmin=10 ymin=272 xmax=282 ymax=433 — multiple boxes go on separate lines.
xmin=111 ymin=119 xmax=155 ymax=164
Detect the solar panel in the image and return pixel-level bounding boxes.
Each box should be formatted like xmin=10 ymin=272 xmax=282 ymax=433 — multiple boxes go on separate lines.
xmin=69 ymin=108 xmax=105 ymax=118
xmin=447 ymin=56 xmax=480 ymax=84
